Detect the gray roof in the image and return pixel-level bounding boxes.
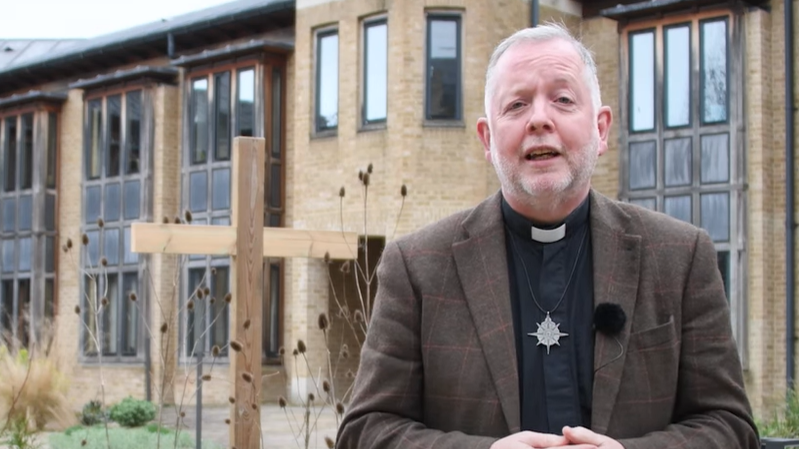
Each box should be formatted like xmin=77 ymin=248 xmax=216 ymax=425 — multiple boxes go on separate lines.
xmin=0 ymin=40 xmax=82 ymax=70
xmin=0 ymin=0 xmax=293 ymax=76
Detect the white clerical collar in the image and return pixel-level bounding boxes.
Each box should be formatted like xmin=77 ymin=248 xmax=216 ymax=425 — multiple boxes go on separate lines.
xmin=531 ymin=223 xmax=566 ymax=243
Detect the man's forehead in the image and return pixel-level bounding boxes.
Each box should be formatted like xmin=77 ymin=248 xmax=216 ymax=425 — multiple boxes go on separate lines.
xmin=499 ymin=38 xmax=583 ymax=67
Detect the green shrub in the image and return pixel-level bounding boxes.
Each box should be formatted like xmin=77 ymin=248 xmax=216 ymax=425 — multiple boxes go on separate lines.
xmin=758 ymin=387 xmax=799 ymax=438
xmin=108 ymin=397 xmax=156 ymax=428
xmin=80 ymin=400 xmax=106 ymax=426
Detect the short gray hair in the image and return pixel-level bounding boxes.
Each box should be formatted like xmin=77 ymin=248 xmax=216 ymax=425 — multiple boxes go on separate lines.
xmin=483 ymin=22 xmax=601 ymax=117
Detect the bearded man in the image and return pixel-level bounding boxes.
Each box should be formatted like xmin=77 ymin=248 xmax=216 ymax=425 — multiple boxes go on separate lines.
xmin=336 ymin=23 xmax=758 ymax=449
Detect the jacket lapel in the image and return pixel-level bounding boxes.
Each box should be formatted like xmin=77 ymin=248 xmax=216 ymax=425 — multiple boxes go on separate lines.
xmin=452 ymin=192 xmax=521 ymax=433
xmin=588 ymin=192 xmax=641 ymax=434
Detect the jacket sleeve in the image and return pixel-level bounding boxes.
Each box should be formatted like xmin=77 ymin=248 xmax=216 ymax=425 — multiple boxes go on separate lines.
xmin=618 ymin=229 xmax=759 ymax=449
xmin=335 ymin=240 xmax=499 ymax=449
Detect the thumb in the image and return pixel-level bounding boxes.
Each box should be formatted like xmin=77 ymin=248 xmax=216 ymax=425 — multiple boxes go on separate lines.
xmin=516 ymin=431 xmax=569 ymax=447
xmin=563 ymin=426 xmax=604 ymax=445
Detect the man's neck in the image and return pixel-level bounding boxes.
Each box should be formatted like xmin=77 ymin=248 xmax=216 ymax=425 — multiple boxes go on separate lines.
xmin=503 ymin=187 xmax=590 ymax=226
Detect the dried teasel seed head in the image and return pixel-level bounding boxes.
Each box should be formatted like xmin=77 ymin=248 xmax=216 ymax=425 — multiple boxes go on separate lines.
xmin=209 ymin=297 xmax=216 ymax=304
xmin=224 ymin=293 xmax=232 ymax=303
xmin=202 ymin=374 xmax=211 ymax=381
xmin=241 ymin=372 xmax=253 ymax=383
xmin=323 ymin=380 xmax=331 ymax=393
xmin=228 ymin=396 xmax=236 ymax=404
xmin=297 ymin=340 xmax=307 ymax=354
xmin=100 ymin=257 xmax=108 ymax=267
xmin=251 ymin=402 xmax=257 ymax=410
xmin=401 ymin=184 xmax=408 ymax=197
xmin=367 ymin=162 xmax=373 ymax=174
xmin=358 ymin=170 xmax=364 ymax=181
xmin=339 ymin=186 xmax=345 ymax=198
xmin=81 ymin=439 xmax=87 ymax=446
xmin=129 ymin=292 xmax=137 ymax=302
xmin=353 ymin=310 xmax=364 ymax=323
xmin=225 ymin=418 xmax=231 ymax=425
xmin=184 ymin=210 xmax=193 ymax=224
xmin=363 ymin=172 xmax=370 ymax=187
xmin=230 ymin=340 xmax=243 ymax=352
xmin=324 ymin=252 xmax=330 ymax=264
xmin=187 ymin=300 xmax=194 ymax=311
xmin=336 ymin=402 xmax=345 ymax=415
xmin=97 ymin=218 xmax=104 ymax=228
xmin=212 ymin=345 xmax=221 ymax=357
xmin=292 ymin=349 xmax=299 ymax=356
xmin=325 ymin=436 xmax=335 ymax=449
xmin=82 ymin=233 xmax=89 ymax=246
xmin=74 ymin=305 xmax=81 ymax=315
xmin=278 ymin=396 xmax=287 ymax=408
xmin=196 ymin=289 xmax=204 ymax=300
xmin=203 ymin=287 xmax=210 ymax=296
xmin=318 ymin=313 xmax=329 ymax=331
xmin=180 ymin=411 xmax=186 ymax=418
xmin=62 ymin=244 xmax=68 ymax=253
xmin=346 ymin=370 xmax=355 ymax=379
xmin=342 ymin=347 xmax=350 ymax=359
xmin=211 ymin=267 xmax=217 ymax=275
xmin=308 ymin=393 xmax=315 ymax=402
xmin=162 ymin=216 xmax=170 ymax=224
xmin=160 ymin=322 xmax=168 ymax=333
xmin=243 ymin=319 xmax=251 ymax=330
xmin=66 ymin=238 xmax=73 ymax=249
xmin=279 ymin=347 xmax=285 ymax=356
xmin=340 ymin=260 xmax=351 ymax=274
xmin=101 ymin=297 xmax=109 ymax=307
xmin=174 ymin=216 xmax=181 ymax=224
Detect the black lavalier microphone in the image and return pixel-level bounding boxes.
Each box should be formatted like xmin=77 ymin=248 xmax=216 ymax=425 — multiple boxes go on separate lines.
xmin=593 ymin=303 xmax=626 ymax=372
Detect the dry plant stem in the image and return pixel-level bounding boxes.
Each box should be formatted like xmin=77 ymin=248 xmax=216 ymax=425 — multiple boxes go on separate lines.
xmin=281 ymin=407 xmax=303 ymax=449
xmin=326 ymin=270 xmax=363 ymax=348
xmin=0 ymin=353 xmax=34 ymax=435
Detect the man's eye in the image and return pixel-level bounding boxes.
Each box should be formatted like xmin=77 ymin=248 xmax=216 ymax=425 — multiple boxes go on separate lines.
xmin=556 ymin=97 xmax=573 ymax=104
xmin=510 ymin=102 xmax=525 ymax=110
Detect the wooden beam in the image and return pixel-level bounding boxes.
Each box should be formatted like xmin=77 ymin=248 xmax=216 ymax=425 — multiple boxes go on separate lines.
xmin=130 ymin=223 xmax=358 ymax=259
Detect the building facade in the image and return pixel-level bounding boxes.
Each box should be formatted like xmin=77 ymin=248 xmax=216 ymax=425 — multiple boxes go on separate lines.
xmin=0 ymin=0 xmax=794 ymax=418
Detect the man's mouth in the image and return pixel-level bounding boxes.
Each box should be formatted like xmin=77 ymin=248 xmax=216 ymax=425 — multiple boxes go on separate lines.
xmin=525 ymin=151 xmax=559 ymax=161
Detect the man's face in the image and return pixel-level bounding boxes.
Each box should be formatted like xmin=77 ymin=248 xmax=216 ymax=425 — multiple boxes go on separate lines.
xmin=477 ymin=39 xmax=611 ymax=210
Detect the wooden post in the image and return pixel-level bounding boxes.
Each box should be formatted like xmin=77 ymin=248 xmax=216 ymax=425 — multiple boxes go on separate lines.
xmin=229 ymin=137 xmax=264 ymax=449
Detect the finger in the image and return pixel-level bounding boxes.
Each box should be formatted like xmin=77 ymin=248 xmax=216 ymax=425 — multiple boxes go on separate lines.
xmin=515 ymin=431 xmax=570 ymax=447
xmin=545 ymin=445 xmax=597 ymax=449
xmin=562 ymin=426 xmax=604 ymax=445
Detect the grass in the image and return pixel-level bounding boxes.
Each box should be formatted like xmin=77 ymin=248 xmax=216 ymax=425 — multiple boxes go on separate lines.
xmin=48 ymin=425 xmax=225 ymax=449
xmin=758 ymin=387 xmax=799 ymax=438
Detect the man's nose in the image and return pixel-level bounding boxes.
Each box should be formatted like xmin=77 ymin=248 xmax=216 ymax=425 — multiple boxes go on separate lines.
xmin=525 ymin=102 xmax=554 ymax=134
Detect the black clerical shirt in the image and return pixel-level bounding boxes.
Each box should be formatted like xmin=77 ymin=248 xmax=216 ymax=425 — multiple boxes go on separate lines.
xmin=501 ymin=195 xmax=595 ymax=434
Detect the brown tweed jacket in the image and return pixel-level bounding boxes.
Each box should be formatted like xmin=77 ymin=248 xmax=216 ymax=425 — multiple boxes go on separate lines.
xmin=336 ymin=190 xmax=758 ymax=449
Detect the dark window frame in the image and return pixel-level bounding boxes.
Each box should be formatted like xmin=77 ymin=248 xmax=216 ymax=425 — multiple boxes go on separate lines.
xmin=424 ymin=13 xmax=463 ymax=123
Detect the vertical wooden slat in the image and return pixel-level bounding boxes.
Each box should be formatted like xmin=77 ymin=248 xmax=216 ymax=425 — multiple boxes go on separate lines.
xmin=229 ymin=136 xmax=264 ymax=449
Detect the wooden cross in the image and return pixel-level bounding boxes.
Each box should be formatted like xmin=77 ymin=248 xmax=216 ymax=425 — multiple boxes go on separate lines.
xmin=131 ymin=137 xmax=357 ymax=449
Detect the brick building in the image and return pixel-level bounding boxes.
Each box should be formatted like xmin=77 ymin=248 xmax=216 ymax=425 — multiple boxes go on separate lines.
xmin=0 ymin=0 xmax=794 ymax=418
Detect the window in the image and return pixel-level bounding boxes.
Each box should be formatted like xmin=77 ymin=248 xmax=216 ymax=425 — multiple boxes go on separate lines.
xmin=425 ymin=14 xmax=462 ymax=121
xmin=621 ymin=13 xmax=744 ymax=352
xmin=182 ymin=60 xmax=285 ymax=362
xmin=81 ymin=90 xmax=146 ymax=359
xmin=0 ymin=110 xmax=59 ymax=348
xmin=315 ymin=28 xmax=339 ymax=133
xmin=362 ymin=18 xmax=388 ymax=126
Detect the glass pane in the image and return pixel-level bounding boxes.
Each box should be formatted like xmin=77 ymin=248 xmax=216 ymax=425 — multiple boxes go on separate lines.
xmin=665 ymin=25 xmax=690 ymax=127
xmin=186 ymin=268 xmax=206 ymax=355
xmin=270 ymin=163 xmax=281 ymax=208
xmin=664 ymin=195 xmax=691 ymax=223
xmin=87 ymin=99 xmax=102 ymax=179
xmin=365 ymin=21 xmax=388 ymax=123
xmin=664 ymin=137 xmax=691 ymax=186
xmin=102 ymin=273 xmax=118 ymax=355
xmin=215 ymin=72 xmax=231 ymax=161
xmin=1 ymin=281 xmax=11 ymax=341
xmin=211 ymin=216 xmax=230 ymax=226
xmin=46 ymin=236 xmax=54 ymax=273
xmin=85 ymin=185 xmax=101 ymax=224
xmin=123 ymin=226 xmax=138 ymax=264
xmin=45 ymin=194 xmax=56 ymax=231
xmin=83 ymin=275 xmax=98 ymax=355
xmin=124 ymin=180 xmax=141 ymax=219
xmin=271 ymin=68 xmax=282 ymax=158
xmin=316 ymin=32 xmax=339 ymax=131
xmin=45 ymin=279 xmax=54 ymax=321
xmin=2 ymin=198 xmax=14 ymax=232
xmin=629 ymin=198 xmax=656 ymax=210
xmin=18 ymin=238 xmax=31 ymax=271
xmin=701 ymin=19 xmax=728 ymax=123
xmin=237 ymin=69 xmax=255 ymax=138
xmin=211 ymin=266 xmax=229 ymax=355
xmin=628 ymin=141 xmax=656 ymax=190
xmin=189 ymin=171 xmax=208 ymax=212
xmin=122 ymin=273 xmax=138 ymax=356
xmin=4 ymin=117 xmax=16 ymax=191
xmin=629 ymin=31 xmax=655 ymax=131
xmin=212 ymin=168 xmax=230 ymax=210
xmin=125 ymin=91 xmax=142 ymax=174
xmin=427 ymin=18 xmax=459 ymax=120
xmin=18 ymin=195 xmax=31 ymax=231
xmin=47 ymin=113 xmax=58 ymax=188
xmin=701 ymin=192 xmax=730 ymax=242
xmin=701 ymin=133 xmax=729 ymax=184
xmin=104 ymin=183 xmax=121 ymax=222
xmin=2 ymin=240 xmax=13 ymax=273
xmin=104 ymin=227 xmax=120 ymax=265
xmin=18 ymin=280 xmax=29 ymax=347
xmin=269 ymin=214 xmax=281 ymax=227
xmin=717 ymin=251 xmax=730 ymax=299
xmin=86 ymin=230 xmax=100 ymax=266
xmin=268 ymin=263 xmax=280 ymax=355
xmin=20 ymin=114 xmax=33 ymax=190
xmin=107 ymin=95 xmax=121 ymax=177
xmin=191 ymin=78 xmax=209 ymax=164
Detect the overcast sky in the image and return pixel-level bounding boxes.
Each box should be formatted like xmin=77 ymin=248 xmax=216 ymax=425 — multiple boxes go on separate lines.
xmin=1 ymin=0 xmax=237 ymax=39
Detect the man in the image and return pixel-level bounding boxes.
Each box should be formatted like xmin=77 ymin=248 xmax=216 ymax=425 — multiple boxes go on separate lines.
xmin=336 ymin=23 xmax=758 ymax=449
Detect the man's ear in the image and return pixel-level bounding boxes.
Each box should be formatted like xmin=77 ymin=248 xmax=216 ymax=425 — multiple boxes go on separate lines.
xmin=477 ymin=117 xmax=492 ymax=163
xmin=596 ymin=106 xmax=613 ymax=156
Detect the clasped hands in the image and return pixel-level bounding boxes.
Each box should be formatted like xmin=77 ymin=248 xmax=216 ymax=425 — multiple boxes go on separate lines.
xmin=489 ymin=426 xmax=623 ymax=449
